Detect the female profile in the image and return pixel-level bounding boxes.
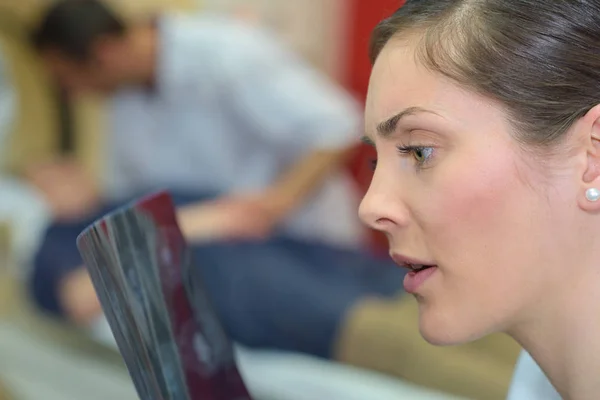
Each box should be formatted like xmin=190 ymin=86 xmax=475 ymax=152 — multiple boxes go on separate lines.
xmin=360 ymin=1 xmax=600 ymax=399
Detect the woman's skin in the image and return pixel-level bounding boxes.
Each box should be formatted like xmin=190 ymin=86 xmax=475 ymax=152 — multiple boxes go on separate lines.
xmin=359 ymin=35 xmax=600 ymax=399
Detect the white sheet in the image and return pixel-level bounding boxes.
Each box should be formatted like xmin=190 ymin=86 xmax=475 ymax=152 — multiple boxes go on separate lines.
xmin=0 ymin=177 xmax=51 ymax=276
xmin=89 ymin=315 xmax=464 ymax=400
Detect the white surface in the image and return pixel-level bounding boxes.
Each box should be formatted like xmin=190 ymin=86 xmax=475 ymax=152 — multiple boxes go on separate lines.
xmin=1 ymin=315 xmax=465 ymax=400
xmin=507 ymin=350 xmax=561 ymax=400
xmin=90 ymin=315 xmax=464 ymax=400
xmin=0 ymin=178 xmax=51 ymax=273
xmin=236 ymin=346 xmax=465 ymax=400
xmin=0 ymin=321 xmax=138 ymax=400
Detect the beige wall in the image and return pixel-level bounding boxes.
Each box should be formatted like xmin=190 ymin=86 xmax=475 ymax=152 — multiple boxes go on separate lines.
xmin=0 ymin=0 xmax=60 ymax=174
xmin=106 ymin=0 xmax=197 ymax=18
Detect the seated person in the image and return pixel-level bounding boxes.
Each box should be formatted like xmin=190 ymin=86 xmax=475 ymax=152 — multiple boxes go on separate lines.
xmin=26 ymin=0 xmax=405 ymax=359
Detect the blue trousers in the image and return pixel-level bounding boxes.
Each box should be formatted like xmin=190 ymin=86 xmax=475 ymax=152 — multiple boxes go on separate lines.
xmin=30 ymin=192 xmax=405 ymax=359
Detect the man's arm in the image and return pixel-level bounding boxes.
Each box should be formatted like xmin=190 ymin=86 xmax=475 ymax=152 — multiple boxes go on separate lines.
xmin=263 ymin=146 xmax=354 ymax=221
xmin=176 ymin=146 xmax=355 ymax=242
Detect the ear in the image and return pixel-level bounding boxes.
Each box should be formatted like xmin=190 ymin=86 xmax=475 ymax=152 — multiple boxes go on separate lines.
xmin=578 ymin=104 xmax=600 ymax=211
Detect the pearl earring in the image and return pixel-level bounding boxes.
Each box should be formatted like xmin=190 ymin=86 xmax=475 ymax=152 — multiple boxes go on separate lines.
xmin=586 ymin=188 xmax=600 ymax=202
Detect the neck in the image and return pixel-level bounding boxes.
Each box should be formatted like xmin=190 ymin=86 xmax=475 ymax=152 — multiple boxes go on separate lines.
xmin=508 ymin=266 xmax=600 ymax=400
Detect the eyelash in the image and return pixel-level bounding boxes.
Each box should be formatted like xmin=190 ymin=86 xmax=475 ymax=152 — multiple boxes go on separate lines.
xmin=369 ymin=159 xmax=378 ymax=171
xmin=369 ymin=145 xmax=435 ymax=171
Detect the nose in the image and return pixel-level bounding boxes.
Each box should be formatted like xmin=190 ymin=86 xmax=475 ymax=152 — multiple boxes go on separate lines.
xmin=359 ymin=169 xmax=408 ymax=234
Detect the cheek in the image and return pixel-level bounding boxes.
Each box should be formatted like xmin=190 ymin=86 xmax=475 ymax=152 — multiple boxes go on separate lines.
xmin=424 ymin=153 xmax=522 ymax=233
xmin=413 ymin=152 xmax=545 ymax=333
xmin=416 ymin=149 xmax=541 ymax=275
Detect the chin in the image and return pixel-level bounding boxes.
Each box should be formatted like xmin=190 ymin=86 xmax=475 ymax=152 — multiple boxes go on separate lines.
xmin=417 ymin=303 xmax=488 ymax=346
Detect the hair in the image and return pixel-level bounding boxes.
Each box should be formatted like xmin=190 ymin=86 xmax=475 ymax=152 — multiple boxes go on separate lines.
xmin=370 ymin=0 xmax=600 ymax=147
xmin=31 ymin=0 xmax=126 ymax=62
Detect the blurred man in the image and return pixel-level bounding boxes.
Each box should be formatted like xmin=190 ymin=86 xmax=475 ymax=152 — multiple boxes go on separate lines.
xmin=27 ymin=0 xmax=404 ymax=358
xmin=31 ymin=0 xmax=364 ymax=247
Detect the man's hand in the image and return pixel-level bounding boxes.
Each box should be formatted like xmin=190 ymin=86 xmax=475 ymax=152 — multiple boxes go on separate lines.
xmin=179 ymin=147 xmax=352 ymax=243
xmin=177 ymin=194 xmax=282 ymax=243
xmin=24 ymin=159 xmax=100 ymax=222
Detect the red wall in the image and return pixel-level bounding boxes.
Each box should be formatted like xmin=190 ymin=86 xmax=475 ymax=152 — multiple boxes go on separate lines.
xmin=344 ymin=0 xmax=403 ymax=100
xmin=343 ymin=0 xmax=404 ymax=252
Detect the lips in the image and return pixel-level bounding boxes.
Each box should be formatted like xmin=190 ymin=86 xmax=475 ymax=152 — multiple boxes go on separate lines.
xmin=391 ymin=253 xmax=437 ymax=271
xmin=391 ymin=253 xmax=438 ymax=294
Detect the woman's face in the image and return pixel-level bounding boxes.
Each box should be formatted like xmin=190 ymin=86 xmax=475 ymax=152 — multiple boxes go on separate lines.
xmin=360 ymin=38 xmax=580 ymax=345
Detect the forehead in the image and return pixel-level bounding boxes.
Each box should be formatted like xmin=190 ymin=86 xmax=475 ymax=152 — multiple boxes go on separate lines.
xmin=365 ymin=38 xmax=508 ymax=136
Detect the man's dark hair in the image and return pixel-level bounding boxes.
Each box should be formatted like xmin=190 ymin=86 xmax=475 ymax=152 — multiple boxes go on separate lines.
xmin=31 ymin=0 xmax=126 ymax=62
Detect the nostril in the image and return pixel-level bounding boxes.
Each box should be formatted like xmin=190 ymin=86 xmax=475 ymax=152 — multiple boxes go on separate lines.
xmin=374 ymin=217 xmax=396 ymax=231
xmin=376 ymin=217 xmax=390 ymax=224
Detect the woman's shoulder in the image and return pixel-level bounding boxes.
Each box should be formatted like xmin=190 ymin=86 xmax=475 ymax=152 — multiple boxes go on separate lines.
xmin=506 ymin=350 xmax=561 ymax=400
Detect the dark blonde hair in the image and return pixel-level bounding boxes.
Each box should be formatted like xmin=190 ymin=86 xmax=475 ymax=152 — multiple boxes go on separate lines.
xmin=370 ymin=0 xmax=600 ymax=147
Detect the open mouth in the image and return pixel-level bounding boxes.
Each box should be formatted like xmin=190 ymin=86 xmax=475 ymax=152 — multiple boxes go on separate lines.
xmin=402 ymin=263 xmax=439 ymax=293
xmin=406 ymin=264 xmax=436 ymax=273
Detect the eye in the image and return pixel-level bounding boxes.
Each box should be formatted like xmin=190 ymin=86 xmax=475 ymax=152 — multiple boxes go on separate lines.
xmin=397 ymin=145 xmax=435 ymax=167
xmin=369 ymin=158 xmax=378 ymax=171
xmin=413 ymin=147 xmax=434 ymax=163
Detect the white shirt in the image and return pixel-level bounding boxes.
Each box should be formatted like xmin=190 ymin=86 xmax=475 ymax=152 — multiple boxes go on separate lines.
xmin=102 ymin=12 xmax=365 ymax=248
xmin=507 ymin=350 xmax=562 ymax=400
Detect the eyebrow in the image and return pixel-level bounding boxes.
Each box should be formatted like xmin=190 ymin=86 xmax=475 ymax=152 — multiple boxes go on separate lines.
xmin=360 ymin=135 xmax=375 ymax=146
xmin=376 ymin=106 xmax=439 ymax=137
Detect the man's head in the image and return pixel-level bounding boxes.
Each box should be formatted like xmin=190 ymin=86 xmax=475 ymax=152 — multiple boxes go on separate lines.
xmin=32 ymin=0 xmax=152 ymax=94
